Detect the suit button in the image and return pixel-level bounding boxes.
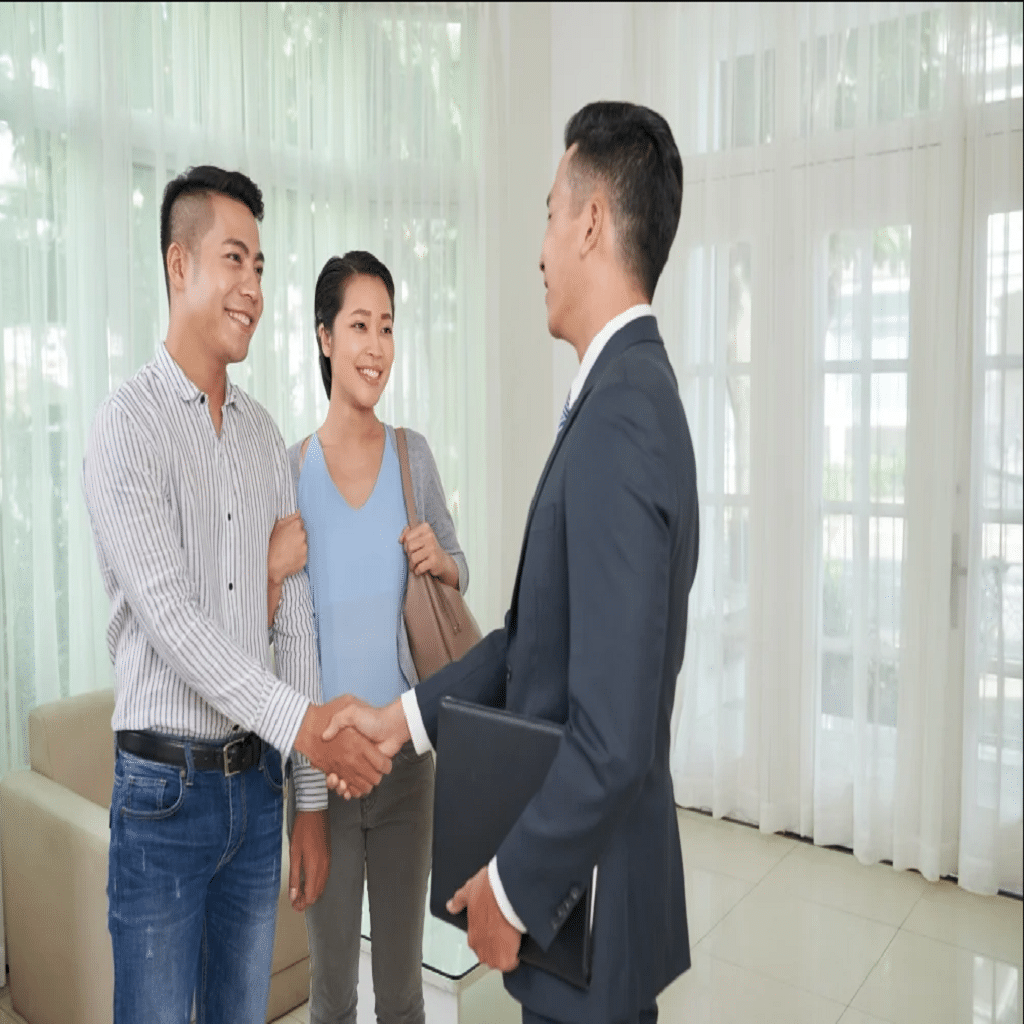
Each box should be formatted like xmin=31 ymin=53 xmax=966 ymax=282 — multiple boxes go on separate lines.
xmin=569 ymin=886 xmax=581 ymax=900
xmin=506 ymin=668 xmax=511 ymax=684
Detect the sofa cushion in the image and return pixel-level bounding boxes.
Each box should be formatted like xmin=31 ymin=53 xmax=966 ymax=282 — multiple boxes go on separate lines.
xmin=29 ymin=689 xmax=117 ymax=808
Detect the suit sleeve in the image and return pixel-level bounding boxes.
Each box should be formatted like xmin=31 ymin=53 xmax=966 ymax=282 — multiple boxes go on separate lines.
xmin=494 ymin=380 xmax=674 ymax=951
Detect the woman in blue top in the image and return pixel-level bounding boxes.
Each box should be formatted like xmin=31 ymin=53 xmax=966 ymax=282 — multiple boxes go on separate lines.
xmin=268 ymin=250 xmax=469 ymax=1024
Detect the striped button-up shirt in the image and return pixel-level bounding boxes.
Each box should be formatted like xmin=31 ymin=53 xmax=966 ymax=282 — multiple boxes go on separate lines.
xmin=82 ymin=344 xmax=326 ymax=810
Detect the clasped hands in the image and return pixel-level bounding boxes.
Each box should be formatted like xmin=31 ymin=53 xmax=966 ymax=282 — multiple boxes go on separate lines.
xmin=294 ymin=693 xmax=410 ymax=798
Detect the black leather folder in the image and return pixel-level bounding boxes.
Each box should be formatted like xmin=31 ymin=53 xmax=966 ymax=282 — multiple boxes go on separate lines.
xmin=430 ymin=696 xmax=594 ymax=990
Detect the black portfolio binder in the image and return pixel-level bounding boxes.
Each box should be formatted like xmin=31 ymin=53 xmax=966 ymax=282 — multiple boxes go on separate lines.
xmin=430 ymin=696 xmax=594 ymax=990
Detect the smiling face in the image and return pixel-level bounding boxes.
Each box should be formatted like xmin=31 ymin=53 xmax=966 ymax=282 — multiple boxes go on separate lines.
xmin=539 ymin=145 xmax=589 ymax=343
xmin=320 ymin=273 xmax=394 ymax=411
xmin=173 ymin=192 xmax=265 ymax=367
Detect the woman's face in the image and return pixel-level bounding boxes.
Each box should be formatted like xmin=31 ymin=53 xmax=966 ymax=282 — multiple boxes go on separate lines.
xmin=321 ymin=273 xmax=395 ymax=410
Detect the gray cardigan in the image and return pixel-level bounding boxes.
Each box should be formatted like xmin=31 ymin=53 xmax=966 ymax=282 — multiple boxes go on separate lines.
xmin=287 ymin=424 xmax=469 ymax=688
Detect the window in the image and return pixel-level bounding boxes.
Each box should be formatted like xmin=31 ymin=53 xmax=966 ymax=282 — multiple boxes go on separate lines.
xmin=675 ymin=241 xmax=752 ymax=775
xmin=819 ymin=226 xmax=911 ymax=729
xmin=973 ymin=208 xmax=1023 ymax=812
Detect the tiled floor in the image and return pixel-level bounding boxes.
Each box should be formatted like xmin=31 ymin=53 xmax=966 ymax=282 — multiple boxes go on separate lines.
xmin=656 ymin=810 xmax=1022 ymax=1024
xmin=3 ymin=809 xmax=1020 ymax=1024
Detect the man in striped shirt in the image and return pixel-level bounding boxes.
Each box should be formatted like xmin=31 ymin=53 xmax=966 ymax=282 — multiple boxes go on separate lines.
xmin=82 ymin=166 xmax=394 ymax=1024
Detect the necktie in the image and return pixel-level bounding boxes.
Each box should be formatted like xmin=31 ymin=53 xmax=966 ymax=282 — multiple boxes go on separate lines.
xmin=557 ymin=391 xmax=571 ymax=435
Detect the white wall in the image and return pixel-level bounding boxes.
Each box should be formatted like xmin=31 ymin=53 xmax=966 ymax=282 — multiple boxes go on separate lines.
xmin=485 ymin=3 xmax=554 ymax=609
xmin=482 ymin=2 xmax=647 ymax=617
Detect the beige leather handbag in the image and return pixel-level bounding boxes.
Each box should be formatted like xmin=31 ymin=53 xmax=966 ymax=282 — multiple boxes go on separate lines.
xmin=395 ymin=427 xmax=482 ymax=680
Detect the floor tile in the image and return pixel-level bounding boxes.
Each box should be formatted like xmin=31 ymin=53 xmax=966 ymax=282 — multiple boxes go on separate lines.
xmin=678 ymin=810 xmax=799 ymax=884
xmin=852 ymin=929 xmax=1022 ymax=1024
xmin=684 ymin=866 xmax=754 ymax=943
xmin=657 ymin=949 xmax=845 ymax=1024
xmin=700 ymin=884 xmax=896 ymax=1005
xmin=759 ymin=842 xmax=927 ymax=927
xmin=901 ymin=880 xmax=1023 ymax=966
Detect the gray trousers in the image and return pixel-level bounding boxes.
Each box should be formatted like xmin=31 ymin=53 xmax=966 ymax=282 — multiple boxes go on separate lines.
xmin=288 ymin=742 xmax=434 ymax=1024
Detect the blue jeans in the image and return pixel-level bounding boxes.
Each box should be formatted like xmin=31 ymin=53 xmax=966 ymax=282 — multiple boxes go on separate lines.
xmin=107 ymin=741 xmax=285 ymax=1024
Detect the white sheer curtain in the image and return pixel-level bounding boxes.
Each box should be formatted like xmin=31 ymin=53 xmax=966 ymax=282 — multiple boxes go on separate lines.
xmin=633 ymin=1 xmax=1022 ymax=895
xmin=0 ymin=1 xmax=493 ymax=786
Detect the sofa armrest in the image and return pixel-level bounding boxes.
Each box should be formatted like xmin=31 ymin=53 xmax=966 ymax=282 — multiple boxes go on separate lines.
xmin=0 ymin=769 xmax=113 ymax=1024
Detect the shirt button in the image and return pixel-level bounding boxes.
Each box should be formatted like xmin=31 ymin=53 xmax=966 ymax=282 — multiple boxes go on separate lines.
xmin=200 ymin=395 xmax=206 ymax=404
xmin=227 ymin=512 xmax=232 ymax=521
xmin=228 ymin=583 xmax=234 ymax=591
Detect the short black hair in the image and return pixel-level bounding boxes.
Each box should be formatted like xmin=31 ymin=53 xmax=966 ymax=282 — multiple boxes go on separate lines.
xmin=159 ymin=166 xmax=264 ymax=298
xmin=314 ymin=251 xmax=396 ymax=398
xmin=564 ymin=101 xmax=683 ymax=299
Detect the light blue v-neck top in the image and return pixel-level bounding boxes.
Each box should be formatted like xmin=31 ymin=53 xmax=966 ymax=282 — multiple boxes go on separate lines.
xmin=298 ymin=430 xmax=409 ymax=706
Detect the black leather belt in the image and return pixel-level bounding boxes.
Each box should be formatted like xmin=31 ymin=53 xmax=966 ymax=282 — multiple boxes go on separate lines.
xmin=116 ymin=730 xmax=264 ymax=776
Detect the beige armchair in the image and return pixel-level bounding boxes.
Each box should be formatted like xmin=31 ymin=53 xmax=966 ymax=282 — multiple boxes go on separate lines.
xmin=0 ymin=690 xmax=310 ymax=1024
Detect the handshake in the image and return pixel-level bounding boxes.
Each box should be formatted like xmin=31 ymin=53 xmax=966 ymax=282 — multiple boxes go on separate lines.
xmin=294 ymin=695 xmax=413 ymax=796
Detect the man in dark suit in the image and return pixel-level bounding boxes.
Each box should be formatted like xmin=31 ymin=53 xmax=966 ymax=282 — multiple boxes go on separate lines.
xmin=326 ymin=100 xmax=698 ymax=1024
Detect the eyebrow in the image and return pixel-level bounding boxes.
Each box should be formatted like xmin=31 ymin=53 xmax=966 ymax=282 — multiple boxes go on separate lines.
xmin=224 ymin=238 xmax=265 ymax=263
xmin=350 ymin=308 xmax=393 ymax=321
xmin=546 ymin=192 xmax=552 ymax=208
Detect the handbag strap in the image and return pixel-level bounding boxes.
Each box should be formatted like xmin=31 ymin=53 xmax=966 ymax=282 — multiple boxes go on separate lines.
xmin=394 ymin=427 xmax=420 ymax=528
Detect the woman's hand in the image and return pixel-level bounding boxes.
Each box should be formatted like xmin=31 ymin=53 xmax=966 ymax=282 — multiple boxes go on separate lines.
xmin=400 ymin=523 xmax=459 ymax=589
xmin=270 ymin=511 xmax=308 ymax=584
xmin=268 ymin=511 xmax=308 ymax=627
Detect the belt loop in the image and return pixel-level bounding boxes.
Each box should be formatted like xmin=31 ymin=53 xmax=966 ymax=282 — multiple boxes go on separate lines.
xmin=183 ymin=741 xmax=195 ymax=786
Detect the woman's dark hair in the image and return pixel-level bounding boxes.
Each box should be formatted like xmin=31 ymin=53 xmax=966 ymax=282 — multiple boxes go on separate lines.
xmin=159 ymin=165 xmax=264 ymax=299
xmin=564 ymin=101 xmax=683 ymax=300
xmin=313 ymin=251 xmax=396 ymax=398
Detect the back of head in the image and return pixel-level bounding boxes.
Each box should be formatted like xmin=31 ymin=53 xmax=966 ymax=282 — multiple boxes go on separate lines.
xmin=564 ymin=101 xmax=683 ymax=300
xmin=313 ymin=250 xmax=396 ymax=397
xmin=159 ymin=165 xmax=264 ymax=298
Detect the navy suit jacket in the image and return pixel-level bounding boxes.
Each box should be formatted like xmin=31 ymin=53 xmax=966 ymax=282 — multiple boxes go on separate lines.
xmin=414 ymin=315 xmax=699 ymax=1023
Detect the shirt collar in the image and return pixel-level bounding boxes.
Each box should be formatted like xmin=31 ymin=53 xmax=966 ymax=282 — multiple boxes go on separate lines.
xmin=156 ymin=343 xmax=239 ymax=409
xmin=566 ymin=304 xmax=653 ymax=410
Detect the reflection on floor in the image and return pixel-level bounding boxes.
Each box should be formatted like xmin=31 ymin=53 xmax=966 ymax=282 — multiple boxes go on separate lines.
xmin=2 ymin=808 xmax=1020 ymax=1024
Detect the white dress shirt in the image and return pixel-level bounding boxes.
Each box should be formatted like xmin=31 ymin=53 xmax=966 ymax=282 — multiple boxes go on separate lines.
xmin=400 ymin=303 xmax=654 ymax=933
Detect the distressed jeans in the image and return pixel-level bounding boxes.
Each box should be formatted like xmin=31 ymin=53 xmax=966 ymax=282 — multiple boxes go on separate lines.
xmin=107 ymin=742 xmax=285 ymax=1024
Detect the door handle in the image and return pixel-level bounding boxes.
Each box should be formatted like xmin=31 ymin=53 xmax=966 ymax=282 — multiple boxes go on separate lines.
xmin=950 ymin=532 xmax=969 ymax=629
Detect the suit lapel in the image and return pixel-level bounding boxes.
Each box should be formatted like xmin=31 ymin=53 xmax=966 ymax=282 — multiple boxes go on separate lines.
xmin=508 ymin=316 xmax=662 ymax=623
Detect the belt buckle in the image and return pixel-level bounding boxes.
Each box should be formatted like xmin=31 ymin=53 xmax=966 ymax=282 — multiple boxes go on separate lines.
xmin=222 ymin=734 xmax=246 ymax=777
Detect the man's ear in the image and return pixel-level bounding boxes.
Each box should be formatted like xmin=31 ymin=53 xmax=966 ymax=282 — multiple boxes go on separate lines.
xmin=166 ymin=240 xmax=189 ymax=294
xmin=579 ymin=192 xmax=606 ymax=259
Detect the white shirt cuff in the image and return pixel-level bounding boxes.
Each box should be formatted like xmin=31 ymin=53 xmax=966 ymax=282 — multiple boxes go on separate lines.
xmin=401 ymin=689 xmax=433 ymax=755
xmin=488 ymin=857 xmax=527 ymax=934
